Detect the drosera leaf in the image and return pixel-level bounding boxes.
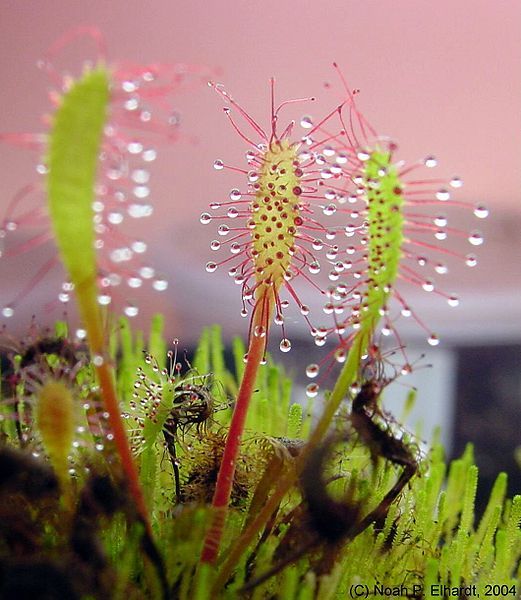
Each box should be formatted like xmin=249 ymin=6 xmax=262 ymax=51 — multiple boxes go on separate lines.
xmin=47 ymin=67 xmax=109 ymax=354
xmin=46 ymin=65 xmax=150 ymax=529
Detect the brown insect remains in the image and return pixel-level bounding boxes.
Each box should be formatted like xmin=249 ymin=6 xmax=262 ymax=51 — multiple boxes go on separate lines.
xmin=162 ymin=377 xmax=214 ymax=503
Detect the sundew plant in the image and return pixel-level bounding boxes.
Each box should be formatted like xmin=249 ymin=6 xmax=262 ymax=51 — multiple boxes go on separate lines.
xmin=0 ymin=30 xmax=519 ymax=600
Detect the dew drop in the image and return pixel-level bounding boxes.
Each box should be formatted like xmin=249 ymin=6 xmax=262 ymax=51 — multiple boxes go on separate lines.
xmin=254 ymin=325 xmax=266 ymax=338
xmin=132 ymin=169 xmax=150 ymax=184
xmin=468 ymin=231 xmax=484 ymax=246
xmin=434 ymin=215 xmax=447 ymax=227
xmin=133 ymin=186 xmax=150 ymax=199
xmin=132 ymin=240 xmax=147 ymax=254
xmin=97 ymin=294 xmax=112 ymax=305
xmin=323 ymin=146 xmax=335 ymax=157
xmin=428 ymin=334 xmax=440 ymax=347
xmin=139 ymin=266 xmax=155 ymax=279
xmin=75 ymin=328 xmax=87 ymax=340
xmin=142 ymin=148 xmax=157 ymax=162
xmin=436 ymin=189 xmax=450 ymax=201
xmin=240 ymin=308 xmax=248 ymax=317
xmin=110 ymin=247 xmax=133 ymax=263
xmin=127 ymin=277 xmax=142 ymax=289
xmin=357 ymin=150 xmax=370 ymax=161
xmin=300 ymin=115 xmax=313 ymax=129
xmin=435 ymin=263 xmax=448 ymax=275
xmin=424 ymin=156 xmax=437 ymax=168
xmin=124 ymin=98 xmax=139 ymax=111
xmin=306 ymin=364 xmax=319 ymax=379
xmin=473 ymin=205 xmax=489 ymax=219
xmin=300 ymin=304 xmax=310 ymax=316
xmin=450 ymin=177 xmax=463 ymax=188
xmin=205 ymin=262 xmax=218 ymax=273
xmin=200 ymin=213 xmax=212 ymax=225
xmin=210 ymin=240 xmax=221 ymax=251
xmin=1 ymin=306 xmax=14 ymax=318
xmin=448 ymin=295 xmax=459 ymax=307
xmin=93 ymin=354 xmax=104 ymax=366
xmin=465 ymin=253 xmax=477 ymax=267
xmin=227 ymin=207 xmax=239 ymax=218
xmin=306 ymin=383 xmax=319 ymax=398
xmin=58 ymin=293 xmax=69 ymax=303
xmin=322 ymin=204 xmax=337 ymax=216
xmin=323 ymin=303 xmax=334 ymax=315
xmin=308 ymin=262 xmax=321 ymax=275
xmin=127 ymin=141 xmax=143 ymax=154
xmin=229 ymin=188 xmax=242 ymax=201
xmin=326 ymin=246 xmax=339 ymax=260
xmin=218 ymin=224 xmax=230 ymax=236
xmin=124 ymin=304 xmax=139 ymax=318
xmin=334 ymin=348 xmax=347 ymax=363
xmin=422 ymin=281 xmax=435 ymax=292
xmin=128 ymin=203 xmax=153 ymax=218
xmin=279 ymin=338 xmax=291 ymax=352
xmin=153 ymin=278 xmax=168 ymax=291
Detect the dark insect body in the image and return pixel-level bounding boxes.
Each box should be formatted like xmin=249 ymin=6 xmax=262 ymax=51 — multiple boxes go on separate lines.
xmin=162 ymin=378 xmax=215 ymax=503
xmin=349 ymin=380 xmax=418 ymax=534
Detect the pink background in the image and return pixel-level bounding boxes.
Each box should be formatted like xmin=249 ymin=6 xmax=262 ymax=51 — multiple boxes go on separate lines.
xmin=1 ymin=0 xmax=520 ymax=344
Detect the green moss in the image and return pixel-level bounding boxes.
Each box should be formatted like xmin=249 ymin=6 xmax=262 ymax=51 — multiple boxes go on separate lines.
xmin=0 ymin=321 xmax=519 ymax=598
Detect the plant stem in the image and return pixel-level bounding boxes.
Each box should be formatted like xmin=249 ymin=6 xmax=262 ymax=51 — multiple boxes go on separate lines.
xmin=95 ymin=359 xmax=150 ymax=527
xmin=200 ymin=303 xmax=270 ymax=564
xmin=212 ymin=327 xmax=370 ymax=591
xmin=79 ymin=287 xmax=151 ymax=532
xmin=309 ymin=328 xmax=368 ymax=445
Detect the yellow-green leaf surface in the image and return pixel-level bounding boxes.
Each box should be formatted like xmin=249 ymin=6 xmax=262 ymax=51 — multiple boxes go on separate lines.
xmin=46 ymin=66 xmax=149 ymax=525
xmin=47 ymin=67 xmax=109 ymax=352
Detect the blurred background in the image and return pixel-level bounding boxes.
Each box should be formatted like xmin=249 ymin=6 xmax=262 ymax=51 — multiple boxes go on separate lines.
xmin=0 ymin=1 xmax=520 ymax=509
